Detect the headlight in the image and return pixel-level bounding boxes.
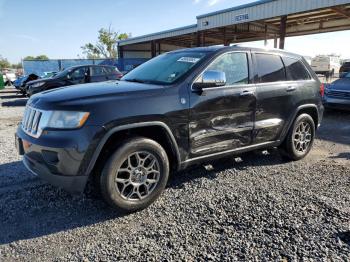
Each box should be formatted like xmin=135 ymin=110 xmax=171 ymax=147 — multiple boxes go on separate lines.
xmin=46 ymin=111 xmax=90 ymax=129
xmin=31 ymin=82 xmax=45 ymax=88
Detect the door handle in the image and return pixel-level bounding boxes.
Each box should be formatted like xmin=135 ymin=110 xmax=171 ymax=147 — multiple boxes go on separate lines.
xmin=240 ymin=90 xmax=255 ymax=96
xmin=286 ymin=86 xmax=296 ymax=92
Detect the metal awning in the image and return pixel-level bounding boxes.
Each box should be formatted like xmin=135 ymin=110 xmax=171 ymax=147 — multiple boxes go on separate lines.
xmin=118 ymin=0 xmax=350 ymax=58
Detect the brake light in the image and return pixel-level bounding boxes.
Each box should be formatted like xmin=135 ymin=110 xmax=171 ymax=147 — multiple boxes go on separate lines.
xmin=320 ymin=83 xmax=325 ymax=97
xmin=115 ymin=72 xmax=123 ymax=79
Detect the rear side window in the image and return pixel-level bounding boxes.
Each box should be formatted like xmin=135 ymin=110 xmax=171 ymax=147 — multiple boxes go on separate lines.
xmin=256 ymin=53 xmax=285 ymax=83
xmin=90 ymin=66 xmax=105 ymax=76
xmin=282 ymin=57 xmax=311 ymax=81
xmin=104 ymin=66 xmax=119 ymax=74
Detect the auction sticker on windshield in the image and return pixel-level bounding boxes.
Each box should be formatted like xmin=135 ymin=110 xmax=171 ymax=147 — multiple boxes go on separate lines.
xmin=177 ymin=57 xmax=201 ymax=63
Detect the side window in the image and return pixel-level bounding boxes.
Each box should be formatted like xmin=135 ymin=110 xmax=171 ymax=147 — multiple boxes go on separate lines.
xmin=104 ymin=67 xmax=113 ymax=74
xmin=282 ymin=57 xmax=311 ymax=81
xmin=256 ymin=53 xmax=286 ymax=83
xmin=70 ymin=67 xmax=87 ymax=81
xmin=90 ymin=66 xmax=105 ymax=77
xmin=207 ymin=52 xmax=249 ymax=86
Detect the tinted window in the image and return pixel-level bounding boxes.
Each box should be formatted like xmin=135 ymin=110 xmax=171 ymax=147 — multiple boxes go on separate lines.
xmin=91 ymin=66 xmax=105 ymax=76
xmin=71 ymin=67 xmax=87 ymax=80
xmin=207 ymin=52 xmax=249 ymax=85
xmin=256 ymin=53 xmax=285 ymax=83
xmin=282 ymin=57 xmax=311 ymax=81
xmin=104 ymin=67 xmax=118 ymax=74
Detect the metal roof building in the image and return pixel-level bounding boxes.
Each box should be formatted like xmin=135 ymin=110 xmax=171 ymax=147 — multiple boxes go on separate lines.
xmin=118 ymin=0 xmax=350 ymax=59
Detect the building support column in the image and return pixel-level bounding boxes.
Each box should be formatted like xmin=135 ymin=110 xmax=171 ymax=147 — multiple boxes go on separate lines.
xmin=223 ymin=27 xmax=230 ymax=46
xmin=196 ymin=31 xmax=202 ymax=47
xmin=151 ymin=41 xmax=156 ymax=58
xmin=157 ymin=42 xmax=161 ymax=55
xmin=118 ymin=45 xmax=124 ymax=59
xmin=279 ymin=15 xmax=287 ymax=49
xmin=264 ymin=24 xmax=268 ymax=46
xmin=274 ymin=35 xmax=278 ymax=48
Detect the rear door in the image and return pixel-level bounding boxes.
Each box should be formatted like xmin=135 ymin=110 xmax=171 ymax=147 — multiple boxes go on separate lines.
xmin=252 ymin=52 xmax=300 ymax=144
xmin=90 ymin=66 xmax=108 ymax=83
xmin=189 ymin=51 xmax=256 ymax=158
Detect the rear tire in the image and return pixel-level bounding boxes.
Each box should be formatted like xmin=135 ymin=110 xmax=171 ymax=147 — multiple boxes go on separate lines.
xmin=279 ymin=114 xmax=315 ymax=161
xmin=100 ymin=137 xmax=169 ymax=213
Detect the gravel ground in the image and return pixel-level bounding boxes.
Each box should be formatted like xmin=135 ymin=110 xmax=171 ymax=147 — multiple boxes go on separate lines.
xmin=0 ymin=88 xmax=349 ymax=261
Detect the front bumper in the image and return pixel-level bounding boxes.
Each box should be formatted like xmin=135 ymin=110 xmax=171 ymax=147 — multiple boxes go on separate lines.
xmin=323 ymin=96 xmax=350 ymax=111
xmin=23 ymin=154 xmax=88 ymax=192
xmin=16 ymin=124 xmax=103 ymax=193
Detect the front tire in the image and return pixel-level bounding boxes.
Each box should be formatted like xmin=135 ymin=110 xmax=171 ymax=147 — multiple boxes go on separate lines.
xmin=280 ymin=114 xmax=315 ymax=161
xmin=100 ymin=137 xmax=169 ymax=212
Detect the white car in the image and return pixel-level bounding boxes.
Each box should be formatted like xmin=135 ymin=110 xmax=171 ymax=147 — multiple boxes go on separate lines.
xmin=311 ymin=55 xmax=340 ymax=78
xmin=2 ymin=69 xmax=17 ymax=86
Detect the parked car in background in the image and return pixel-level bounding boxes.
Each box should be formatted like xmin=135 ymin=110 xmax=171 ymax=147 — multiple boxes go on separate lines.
xmin=40 ymin=71 xmax=57 ymax=78
xmin=16 ymin=46 xmax=324 ymax=212
xmin=323 ymin=72 xmax=350 ymax=111
xmin=340 ymin=61 xmax=350 ymax=77
xmin=15 ymin=74 xmax=40 ymax=95
xmin=26 ymin=65 xmax=123 ymax=96
xmin=311 ymin=55 xmax=340 ymax=78
xmin=3 ymin=71 xmax=17 ymax=86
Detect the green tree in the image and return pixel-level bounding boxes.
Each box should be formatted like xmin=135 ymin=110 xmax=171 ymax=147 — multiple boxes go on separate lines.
xmin=24 ymin=55 xmax=49 ymax=60
xmin=0 ymin=55 xmax=11 ymax=69
xmin=81 ymin=26 xmax=130 ymax=59
xmin=12 ymin=62 xmax=23 ymax=69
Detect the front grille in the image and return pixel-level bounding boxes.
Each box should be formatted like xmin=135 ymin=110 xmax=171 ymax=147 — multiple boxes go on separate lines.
xmin=327 ymin=90 xmax=350 ymax=100
xmin=22 ymin=106 xmax=43 ymax=137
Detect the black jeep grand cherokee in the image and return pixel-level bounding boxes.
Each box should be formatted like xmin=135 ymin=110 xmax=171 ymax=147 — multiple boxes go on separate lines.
xmin=16 ymin=46 xmax=324 ymax=212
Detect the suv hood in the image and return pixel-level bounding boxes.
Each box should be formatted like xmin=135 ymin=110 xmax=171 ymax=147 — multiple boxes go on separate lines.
xmin=28 ymin=80 xmax=164 ymax=109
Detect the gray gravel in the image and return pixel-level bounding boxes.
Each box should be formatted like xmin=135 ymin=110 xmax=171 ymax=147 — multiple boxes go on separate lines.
xmin=0 ymin=88 xmax=349 ymax=261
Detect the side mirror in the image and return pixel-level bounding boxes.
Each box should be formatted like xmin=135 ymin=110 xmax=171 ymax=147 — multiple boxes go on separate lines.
xmin=193 ymin=70 xmax=226 ymax=90
xmin=66 ymin=74 xmax=71 ymax=80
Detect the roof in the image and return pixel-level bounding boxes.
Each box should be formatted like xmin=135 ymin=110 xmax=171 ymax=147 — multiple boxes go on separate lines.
xmin=119 ymin=0 xmax=350 ymax=46
xmin=169 ymin=45 xmax=304 ymax=59
xmin=196 ymin=0 xmax=276 ymax=19
xmin=118 ymin=24 xmax=197 ymax=46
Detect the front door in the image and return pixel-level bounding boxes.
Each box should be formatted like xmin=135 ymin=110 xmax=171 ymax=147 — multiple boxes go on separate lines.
xmin=189 ymin=52 xmax=256 ymax=158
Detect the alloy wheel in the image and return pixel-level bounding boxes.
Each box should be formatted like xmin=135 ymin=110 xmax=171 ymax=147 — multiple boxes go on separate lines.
xmin=115 ymin=151 xmax=160 ymax=201
xmin=293 ymin=121 xmax=312 ymax=153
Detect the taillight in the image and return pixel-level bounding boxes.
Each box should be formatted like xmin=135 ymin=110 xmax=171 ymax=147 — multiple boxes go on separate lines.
xmin=115 ymin=72 xmax=123 ymax=79
xmin=320 ymin=83 xmax=325 ymax=97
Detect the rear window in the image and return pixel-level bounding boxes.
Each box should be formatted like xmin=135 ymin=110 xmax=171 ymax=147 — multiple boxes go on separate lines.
xmin=91 ymin=66 xmax=105 ymax=76
xmin=256 ymin=53 xmax=286 ymax=83
xmin=104 ymin=66 xmax=120 ymax=74
xmin=282 ymin=57 xmax=311 ymax=81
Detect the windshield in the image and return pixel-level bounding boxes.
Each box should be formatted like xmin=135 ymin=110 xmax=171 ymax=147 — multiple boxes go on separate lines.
xmin=54 ymin=67 xmax=73 ymax=78
xmin=122 ymin=51 xmax=209 ymax=85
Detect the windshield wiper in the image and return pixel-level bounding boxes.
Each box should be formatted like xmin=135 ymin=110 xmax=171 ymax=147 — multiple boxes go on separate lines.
xmin=123 ymin=78 xmax=167 ymax=85
xmin=124 ymin=78 xmax=147 ymax=83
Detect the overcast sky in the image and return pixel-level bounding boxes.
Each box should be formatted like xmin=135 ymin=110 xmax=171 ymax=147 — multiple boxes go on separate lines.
xmin=1 ymin=0 xmax=350 ymax=63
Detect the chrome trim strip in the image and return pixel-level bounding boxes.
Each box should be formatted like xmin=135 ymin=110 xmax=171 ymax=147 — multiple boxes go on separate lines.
xmin=183 ymin=141 xmax=276 ymax=164
xmin=21 ymin=106 xmax=51 ymax=138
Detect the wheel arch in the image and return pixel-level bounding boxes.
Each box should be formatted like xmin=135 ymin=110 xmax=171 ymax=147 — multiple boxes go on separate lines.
xmin=85 ymin=121 xmax=182 ymax=178
xmin=279 ymin=104 xmax=320 ymax=144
